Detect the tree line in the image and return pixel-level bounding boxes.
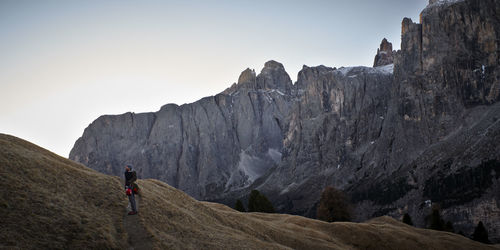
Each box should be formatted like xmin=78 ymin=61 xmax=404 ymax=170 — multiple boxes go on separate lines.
xmin=234 ymin=186 xmax=491 ymax=244
xmin=402 ymin=205 xmax=491 ymax=244
xmin=234 ymin=190 xmax=274 ymax=213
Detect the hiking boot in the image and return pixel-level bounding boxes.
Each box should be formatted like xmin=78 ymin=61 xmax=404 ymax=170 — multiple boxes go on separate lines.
xmin=128 ymin=211 xmax=137 ymax=215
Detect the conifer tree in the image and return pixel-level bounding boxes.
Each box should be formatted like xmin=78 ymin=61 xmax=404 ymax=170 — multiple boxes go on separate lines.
xmin=444 ymin=221 xmax=455 ymax=233
xmin=248 ymin=190 xmax=275 ymax=213
xmin=472 ymin=221 xmax=490 ymax=244
xmin=402 ymin=213 xmax=414 ymax=226
xmin=316 ymin=186 xmax=351 ymax=222
xmin=428 ymin=208 xmax=444 ymax=231
xmin=235 ymin=199 xmax=246 ymax=212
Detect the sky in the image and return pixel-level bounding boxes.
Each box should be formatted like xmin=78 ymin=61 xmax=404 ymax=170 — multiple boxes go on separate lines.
xmin=0 ymin=0 xmax=428 ymax=157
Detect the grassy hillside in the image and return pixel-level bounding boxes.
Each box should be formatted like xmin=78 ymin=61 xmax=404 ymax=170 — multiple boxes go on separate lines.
xmin=139 ymin=180 xmax=499 ymax=250
xmin=0 ymin=134 xmax=127 ymax=249
xmin=1 ymin=133 xmax=498 ymax=249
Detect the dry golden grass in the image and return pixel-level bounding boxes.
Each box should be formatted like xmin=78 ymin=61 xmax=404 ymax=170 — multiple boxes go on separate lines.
xmin=1 ymin=133 xmax=498 ymax=249
xmin=0 ymin=134 xmax=127 ymax=249
xmin=138 ymin=179 xmax=500 ymax=250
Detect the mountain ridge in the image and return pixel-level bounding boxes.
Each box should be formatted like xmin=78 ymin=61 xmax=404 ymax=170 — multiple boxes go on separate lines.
xmin=70 ymin=0 xmax=500 ymax=242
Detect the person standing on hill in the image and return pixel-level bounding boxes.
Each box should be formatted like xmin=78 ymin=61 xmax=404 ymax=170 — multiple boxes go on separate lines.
xmin=125 ymin=165 xmax=138 ymax=215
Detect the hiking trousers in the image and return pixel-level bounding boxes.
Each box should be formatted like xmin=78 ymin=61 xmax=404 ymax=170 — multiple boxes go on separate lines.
xmin=128 ymin=186 xmax=137 ymax=212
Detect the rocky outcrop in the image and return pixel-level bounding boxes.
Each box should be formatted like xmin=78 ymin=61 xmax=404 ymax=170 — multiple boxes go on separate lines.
xmin=71 ymin=0 xmax=500 ymax=243
xmin=373 ymin=38 xmax=394 ymax=67
xmin=223 ymin=60 xmax=293 ymax=95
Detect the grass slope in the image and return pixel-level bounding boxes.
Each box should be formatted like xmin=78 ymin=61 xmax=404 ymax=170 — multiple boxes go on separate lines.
xmin=1 ymin=133 xmax=498 ymax=249
xmin=0 ymin=134 xmax=127 ymax=249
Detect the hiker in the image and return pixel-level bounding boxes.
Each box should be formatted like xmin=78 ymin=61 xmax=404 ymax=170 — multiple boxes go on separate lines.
xmin=125 ymin=165 xmax=138 ymax=215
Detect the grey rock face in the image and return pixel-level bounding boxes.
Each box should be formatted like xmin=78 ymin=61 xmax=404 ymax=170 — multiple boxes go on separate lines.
xmin=71 ymin=61 xmax=294 ymax=200
xmin=71 ymin=0 xmax=500 ymax=243
xmin=257 ymin=0 xmax=500 ymax=241
xmin=390 ymin=0 xmax=500 ymax=239
xmin=259 ymin=65 xmax=394 ymax=216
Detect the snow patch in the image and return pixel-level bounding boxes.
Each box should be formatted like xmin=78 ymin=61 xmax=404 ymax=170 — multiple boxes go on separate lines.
xmin=422 ymin=0 xmax=465 ymax=15
xmin=375 ymin=64 xmax=394 ymax=74
xmin=335 ymin=64 xmax=393 ymax=76
xmin=236 ymin=151 xmax=266 ymax=182
xmin=225 ymin=149 xmax=275 ymax=191
xmin=263 ymin=93 xmax=273 ymax=103
xmin=267 ymin=148 xmax=282 ymax=164
xmin=425 ymin=199 xmax=432 ymax=207
xmin=337 ymin=66 xmax=355 ymax=76
xmin=431 ymin=0 xmax=464 ymax=5
xmin=280 ymin=182 xmax=298 ymax=195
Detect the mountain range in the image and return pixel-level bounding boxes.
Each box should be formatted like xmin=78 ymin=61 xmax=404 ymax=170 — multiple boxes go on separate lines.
xmin=70 ymin=0 xmax=500 ymax=242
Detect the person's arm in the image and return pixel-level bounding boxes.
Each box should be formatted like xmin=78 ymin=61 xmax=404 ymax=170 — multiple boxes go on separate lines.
xmin=125 ymin=172 xmax=134 ymax=187
xmin=131 ymin=171 xmax=137 ymax=183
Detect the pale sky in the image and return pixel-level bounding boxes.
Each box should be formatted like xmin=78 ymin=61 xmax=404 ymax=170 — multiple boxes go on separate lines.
xmin=0 ymin=0 xmax=428 ymax=157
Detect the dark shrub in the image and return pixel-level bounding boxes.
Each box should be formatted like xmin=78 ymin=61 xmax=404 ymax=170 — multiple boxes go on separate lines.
xmin=248 ymin=190 xmax=274 ymax=213
xmin=316 ymin=186 xmax=351 ymax=222
xmin=402 ymin=213 xmax=413 ymax=226
xmin=427 ymin=207 xmax=444 ymax=231
xmin=472 ymin=221 xmax=490 ymax=244
xmin=235 ymin=199 xmax=246 ymax=212
xmin=444 ymin=221 xmax=455 ymax=233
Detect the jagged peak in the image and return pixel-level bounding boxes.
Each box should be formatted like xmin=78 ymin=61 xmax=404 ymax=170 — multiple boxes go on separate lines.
xmin=259 ymin=60 xmax=292 ymax=93
xmin=260 ymin=60 xmax=288 ymax=78
xmin=223 ymin=61 xmax=292 ymax=95
xmin=373 ymin=38 xmax=394 ymax=67
xmin=401 ymin=17 xmax=417 ymax=32
xmin=379 ymin=38 xmax=392 ymax=52
xmin=238 ymin=68 xmax=256 ymax=84
xmin=263 ymin=60 xmax=285 ymax=71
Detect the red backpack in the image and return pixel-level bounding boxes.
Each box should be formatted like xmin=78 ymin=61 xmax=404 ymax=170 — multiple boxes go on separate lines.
xmin=131 ymin=183 xmax=139 ymax=194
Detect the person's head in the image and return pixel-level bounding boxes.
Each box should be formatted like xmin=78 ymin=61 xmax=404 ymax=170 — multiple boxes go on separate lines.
xmin=125 ymin=165 xmax=132 ymax=172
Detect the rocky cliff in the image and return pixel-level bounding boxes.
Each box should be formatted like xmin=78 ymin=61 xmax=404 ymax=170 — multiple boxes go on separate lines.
xmin=71 ymin=60 xmax=293 ymax=199
xmin=70 ymin=0 xmax=500 ymax=242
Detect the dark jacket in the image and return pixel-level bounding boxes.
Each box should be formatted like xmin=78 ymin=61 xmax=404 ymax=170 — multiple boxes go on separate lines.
xmin=125 ymin=170 xmax=137 ymax=186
